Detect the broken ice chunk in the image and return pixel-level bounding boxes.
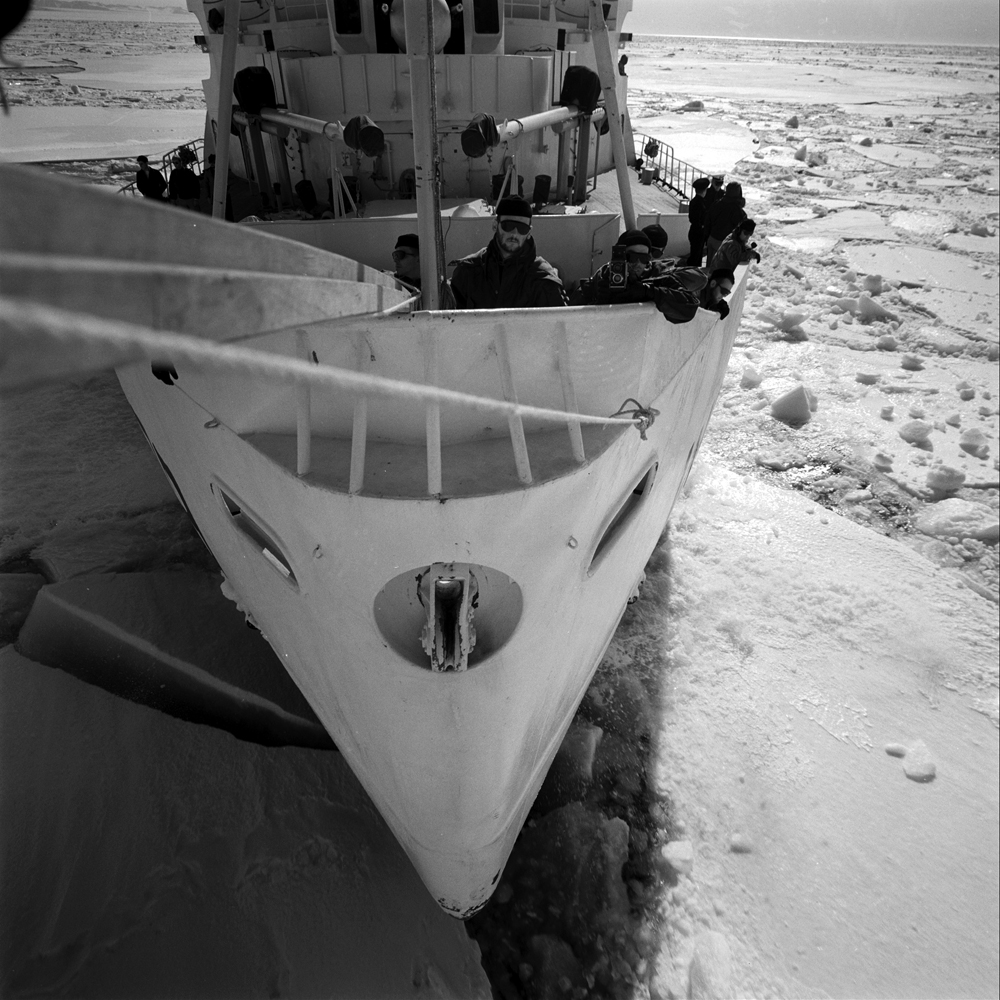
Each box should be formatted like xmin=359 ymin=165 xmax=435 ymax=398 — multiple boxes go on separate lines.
xmin=899 ymin=420 xmax=933 ymax=444
xmin=770 ymin=385 xmax=816 ymax=426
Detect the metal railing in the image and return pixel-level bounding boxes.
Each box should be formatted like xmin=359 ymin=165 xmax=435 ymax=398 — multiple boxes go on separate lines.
xmin=503 ymin=0 xmax=622 ymax=24
xmin=267 ymin=0 xmax=327 ymax=22
xmin=119 ymin=138 xmax=206 ymax=197
xmin=632 ymin=132 xmax=708 ymax=203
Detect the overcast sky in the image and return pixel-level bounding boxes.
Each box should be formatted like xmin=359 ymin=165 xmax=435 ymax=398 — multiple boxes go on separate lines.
xmin=627 ymin=0 xmax=1000 ymax=46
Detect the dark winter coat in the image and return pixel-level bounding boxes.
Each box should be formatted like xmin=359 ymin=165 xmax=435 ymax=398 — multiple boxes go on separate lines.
xmin=687 ymin=194 xmax=708 ymax=236
xmin=136 ymin=167 xmax=167 ymax=199
xmin=450 ymin=237 xmax=567 ymax=309
xmin=571 ymin=263 xmax=706 ymax=323
xmin=168 ymin=165 xmax=201 ymax=201
xmin=705 ymin=193 xmax=747 ymax=241
xmin=703 ymin=185 xmax=724 ymax=209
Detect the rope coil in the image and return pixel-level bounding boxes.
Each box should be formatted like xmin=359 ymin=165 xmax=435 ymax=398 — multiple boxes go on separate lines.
xmin=610 ymin=398 xmax=660 ymax=440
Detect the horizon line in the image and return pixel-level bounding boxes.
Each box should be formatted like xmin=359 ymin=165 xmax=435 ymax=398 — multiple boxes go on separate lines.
xmin=628 ymin=31 xmax=1000 ymax=49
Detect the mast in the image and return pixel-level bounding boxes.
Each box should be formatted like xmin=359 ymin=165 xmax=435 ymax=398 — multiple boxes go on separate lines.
xmin=402 ymin=0 xmax=446 ymax=309
xmin=590 ymin=0 xmax=636 ymax=230
xmin=212 ymin=0 xmax=240 ymax=220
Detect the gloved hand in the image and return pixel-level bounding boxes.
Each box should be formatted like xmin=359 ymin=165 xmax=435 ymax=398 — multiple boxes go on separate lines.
xmin=151 ymin=363 xmax=178 ymax=386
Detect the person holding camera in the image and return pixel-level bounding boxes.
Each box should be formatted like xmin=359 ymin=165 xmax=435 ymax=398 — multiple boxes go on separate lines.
xmin=572 ymin=229 xmax=655 ymax=304
xmin=572 ymin=230 xmax=711 ymax=323
xmin=450 ymin=196 xmax=567 ymax=309
xmin=708 ymin=219 xmax=762 ymax=272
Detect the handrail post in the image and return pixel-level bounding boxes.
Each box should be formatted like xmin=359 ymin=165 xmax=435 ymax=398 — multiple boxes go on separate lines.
xmin=212 ymin=0 xmax=240 ymax=219
xmin=494 ymin=324 xmax=532 ymax=484
xmin=556 ymin=321 xmax=585 ymax=464
xmin=424 ymin=326 xmax=442 ymax=496
xmin=295 ymin=330 xmax=311 ymax=476
xmin=349 ymin=332 xmax=368 ymax=494
xmin=572 ymin=115 xmax=591 ymax=205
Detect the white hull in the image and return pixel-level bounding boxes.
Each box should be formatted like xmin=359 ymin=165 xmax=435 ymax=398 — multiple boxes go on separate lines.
xmin=114 ymin=294 xmax=742 ymax=915
xmin=1 ymin=44 xmax=745 ymax=908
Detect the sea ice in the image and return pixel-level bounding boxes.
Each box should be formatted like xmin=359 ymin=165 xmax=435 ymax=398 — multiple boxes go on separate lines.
xmin=959 ymin=428 xmax=990 ymax=458
xmin=902 ymin=740 xmax=937 ymax=783
xmin=770 ymin=385 xmax=816 ymax=425
xmin=852 ymin=143 xmax=941 ymax=168
xmin=660 ymin=840 xmax=695 ymax=876
xmin=0 ymin=648 xmax=490 ymax=998
xmin=925 ymin=465 xmax=966 ymax=493
xmin=857 ymin=293 xmax=899 ymax=322
xmin=688 ymin=932 xmax=733 ymax=1000
xmin=915 ymin=498 xmax=1000 ymax=542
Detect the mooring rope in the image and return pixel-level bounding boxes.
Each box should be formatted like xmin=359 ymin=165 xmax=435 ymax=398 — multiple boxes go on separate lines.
xmin=609 ymin=398 xmax=661 ymax=440
xmin=0 ymin=296 xmax=657 ymax=434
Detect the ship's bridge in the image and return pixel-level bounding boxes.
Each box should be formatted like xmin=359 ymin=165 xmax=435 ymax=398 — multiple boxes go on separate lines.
xmin=195 ymin=0 xmax=632 ymax=210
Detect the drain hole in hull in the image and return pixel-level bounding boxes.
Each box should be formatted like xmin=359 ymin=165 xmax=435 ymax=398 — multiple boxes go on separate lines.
xmin=588 ymin=463 xmax=658 ymax=574
xmin=216 ymin=486 xmax=297 ymax=586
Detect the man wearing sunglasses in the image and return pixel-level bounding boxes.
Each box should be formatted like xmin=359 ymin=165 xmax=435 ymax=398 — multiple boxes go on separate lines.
xmin=450 ymin=195 xmax=567 ymax=309
xmin=391 ymin=233 xmax=421 ymax=290
xmin=572 ymin=229 xmax=657 ymax=304
xmin=699 ymin=268 xmax=735 ymax=319
xmin=574 ymin=230 xmax=731 ymax=324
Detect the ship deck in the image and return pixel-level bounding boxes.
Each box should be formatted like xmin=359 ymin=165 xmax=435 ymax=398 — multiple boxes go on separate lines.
xmin=245 ymin=423 xmax=622 ymax=499
xmin=584 ymin=166 xmax=684 ymax=221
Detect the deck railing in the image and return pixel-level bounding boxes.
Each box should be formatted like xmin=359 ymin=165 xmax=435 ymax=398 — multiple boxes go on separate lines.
xmin=119 ymin=138 xmax=206 ymax=197
xmin=328 ymin=317 xmax=589 ymax=496
xmin=632 ymin=131 xmax=708 ymax=203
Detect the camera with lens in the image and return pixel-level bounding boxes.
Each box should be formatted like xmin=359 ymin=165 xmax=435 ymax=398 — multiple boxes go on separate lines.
xmin=607 ymin=244 xmax=629 ymax=289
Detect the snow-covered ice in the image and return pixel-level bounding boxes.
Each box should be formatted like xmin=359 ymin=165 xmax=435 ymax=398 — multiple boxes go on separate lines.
xmin=0 ymin=645 xmax=491 ymax=998
xmin=649 ymin=462 xmax=998 ymax=999
xmin=2 ymin=13 xmax=999 ymax=1000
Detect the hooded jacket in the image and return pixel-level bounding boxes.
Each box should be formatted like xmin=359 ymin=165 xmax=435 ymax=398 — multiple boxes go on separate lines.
xmin=708 ymin=232 xmax=759 ymax=272
xmin=450 ymin=236 xmax=567 ymax=309
xmin=706 ymin=191 xmax=747 ymax=241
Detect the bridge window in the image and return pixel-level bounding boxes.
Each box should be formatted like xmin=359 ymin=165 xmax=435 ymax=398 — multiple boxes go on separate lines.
xmin=332 ymin=0 xmax=362 ymax=33
xmin=472 ymin=0 xmax=500 ymax=33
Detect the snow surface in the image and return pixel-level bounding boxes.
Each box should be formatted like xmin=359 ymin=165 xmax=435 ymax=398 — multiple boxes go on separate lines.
xmin=0 ymin=645 xmax=491 ymax=998
xmin=650 ymin=461 xmax=999 ymax=999
xmin=2 ymin=16 xmax=999 ymax=1000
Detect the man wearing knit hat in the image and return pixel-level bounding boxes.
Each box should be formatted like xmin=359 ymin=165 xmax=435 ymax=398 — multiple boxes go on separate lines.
xmin=642 ymin=223 xmax=677 ymax=275
xmin=574 ymin=229 xmax=654 ymax=302
xmin=450 ymin=195 xmax=567 ymax=309
xmin=572 ymin=229 xmax=705 ymax=323
xmin=391 ymin=233 xmax=421 ymax=290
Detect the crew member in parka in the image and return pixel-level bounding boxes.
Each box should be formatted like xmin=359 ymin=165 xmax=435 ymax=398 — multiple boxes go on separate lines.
xmin=450 ymin=195 xmax=567 ymax=309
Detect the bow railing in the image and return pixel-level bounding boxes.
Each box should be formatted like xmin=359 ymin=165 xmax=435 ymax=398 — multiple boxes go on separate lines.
xmin=632 ymin=131 xmax=708 ymax=203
